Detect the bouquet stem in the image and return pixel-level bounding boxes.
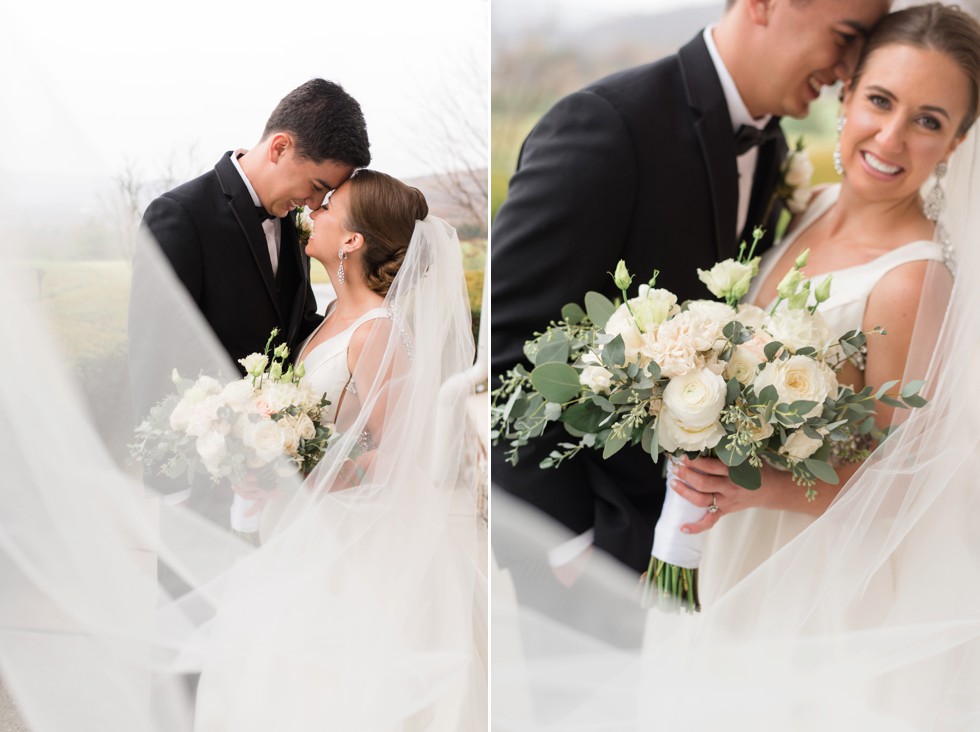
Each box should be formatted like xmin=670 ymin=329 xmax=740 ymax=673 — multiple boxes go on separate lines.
xmin=641 ymin=556 xmax=700 ymax=613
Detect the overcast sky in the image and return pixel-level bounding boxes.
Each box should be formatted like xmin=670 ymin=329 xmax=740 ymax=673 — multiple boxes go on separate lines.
xmin=0 ymin=0 xmax=488 ymax=184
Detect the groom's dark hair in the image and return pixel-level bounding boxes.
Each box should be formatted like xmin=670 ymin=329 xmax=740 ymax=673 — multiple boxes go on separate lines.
xmin=262 ymin=79 xmax=371 ymax=168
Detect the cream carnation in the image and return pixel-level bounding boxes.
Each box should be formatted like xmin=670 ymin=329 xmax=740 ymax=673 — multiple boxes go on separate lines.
xmin=755 ymin=355 xmax=838 ymax=419
xmin=642 ymin=310 xmax=724 ymax=378
xmin=685 ymin=299 xmax=736 ymax=325
xmin=733 ymin=303 xmax=768 ymax=332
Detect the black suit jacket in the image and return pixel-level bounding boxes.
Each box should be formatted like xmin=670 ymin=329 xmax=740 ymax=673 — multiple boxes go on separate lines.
xmin=128 ymin=152 xmax=322 ymax=490
xmin=491 ymin=33 xmax=788 ymax=573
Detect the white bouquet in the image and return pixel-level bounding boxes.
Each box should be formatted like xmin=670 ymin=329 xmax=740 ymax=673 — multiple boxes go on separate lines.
xmin=492 ymin=230 xmax=926 ymax=611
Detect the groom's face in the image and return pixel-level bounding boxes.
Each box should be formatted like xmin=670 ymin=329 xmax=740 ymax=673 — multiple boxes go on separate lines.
xmin=263 ymin=138 xmax=355 ymax=217
xmin=758 ymin=0 xmax=889 ymax=118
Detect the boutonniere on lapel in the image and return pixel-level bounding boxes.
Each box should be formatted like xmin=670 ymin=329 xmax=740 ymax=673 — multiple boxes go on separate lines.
xmin=764 ymin=136 xmax=814 ymax=225
xmin=295 ymin=206 xmax=314 ymax=249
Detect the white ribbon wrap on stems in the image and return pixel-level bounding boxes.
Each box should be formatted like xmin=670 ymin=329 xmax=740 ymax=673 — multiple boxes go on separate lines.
xmin=229 ymin=493 xmax=261 ymax=533
xmin=650 ymin=481 xmax=706 ymax=569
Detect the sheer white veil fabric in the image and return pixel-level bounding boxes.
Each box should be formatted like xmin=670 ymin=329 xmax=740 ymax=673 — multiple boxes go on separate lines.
xmin=0 ymin=215 xmax=486 ymax=730
xmin=493 ymin=121 xmax=980 ymax=731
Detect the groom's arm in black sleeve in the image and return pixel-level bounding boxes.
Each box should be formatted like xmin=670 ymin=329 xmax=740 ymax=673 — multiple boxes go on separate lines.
xmin=491 ymin=90 xmax=650 ymax=543
xmin=491 ymin=90 xmax=638 ymax=380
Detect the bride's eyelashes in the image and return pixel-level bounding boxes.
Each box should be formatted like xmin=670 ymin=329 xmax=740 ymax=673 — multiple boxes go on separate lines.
xmin=864 ymin=92 xmax=948 ymax=133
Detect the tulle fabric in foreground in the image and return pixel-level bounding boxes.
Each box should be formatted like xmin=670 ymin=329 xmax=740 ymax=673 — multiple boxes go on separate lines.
xmin=492 ymin=130 xmax=980 ymax=731
xmin=0 ymin=217 xmax=486 ymax=730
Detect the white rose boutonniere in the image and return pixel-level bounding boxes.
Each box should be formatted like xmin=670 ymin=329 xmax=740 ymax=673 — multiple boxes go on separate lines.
xmin=296 ymin=206 xmax=314 ymax=248
xmin=764 ymin=136 xmax=814 ymax=226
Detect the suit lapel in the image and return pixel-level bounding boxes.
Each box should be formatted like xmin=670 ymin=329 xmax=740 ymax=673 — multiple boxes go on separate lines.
xmin=278 ymin=211 xmax=309 ymax=344
xmin=215 ymin=152 xmax=282 ymax=319
xmin=678 ymin=34 xmax=739 ymax=262
xmin=743 ymin=123 xmax=789 ymax=249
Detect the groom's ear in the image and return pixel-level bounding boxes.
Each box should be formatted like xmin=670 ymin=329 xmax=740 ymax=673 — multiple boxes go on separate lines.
xmin=268 ymin=133 xmax=292 ymax=163
xmin=746 ymin=0 xmax=773 ymax=26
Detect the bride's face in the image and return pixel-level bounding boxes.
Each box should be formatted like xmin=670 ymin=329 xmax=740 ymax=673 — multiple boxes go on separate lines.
xmin=841 ymin=43 xmax=969 ymax=205
xmin=308 ymin=183 xmax=354 ymax=264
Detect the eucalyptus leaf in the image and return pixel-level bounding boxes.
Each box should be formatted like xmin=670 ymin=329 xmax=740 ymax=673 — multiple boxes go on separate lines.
xmin=874 ymin=379 xmax=900 ymax=400
xmin=900 ymin=380 xmax=926 ymax=399
xmin=535 ymin=336 xmax=571 ymax=365
xmin=903 ymin=394 xmax=927 ymax=408
xmin=561 ymin=302 xmax=587 ymax=325
xmin=715 ymin=434 xmax=748 ymax=466
xmin=804 ymin=459 xmax=839 ymax=485
xmin=585 ymin=291 xmax=617 ymax=329
xmin=764 ymin=341 xmax=784 ymax=361
xmin=530 ymin=363 xmax=582 ymax=404
xmin=729 ymin=461 xmax=761 ymax=490
xmin=602 ymin=432 xmax=629 ymax=460
xmin=561 ymin=401 xmax=608 ymax=434
xmin=602 ymin=334 xmax=626 ymax=369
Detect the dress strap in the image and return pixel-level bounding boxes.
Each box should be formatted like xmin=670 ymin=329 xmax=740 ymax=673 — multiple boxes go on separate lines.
xmin=348 ymin=307 xmax=391 ymax=332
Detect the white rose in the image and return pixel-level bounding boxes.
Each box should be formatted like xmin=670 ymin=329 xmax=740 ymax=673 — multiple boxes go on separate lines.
xmin=658 ymin=408 xmax=727 ymax=453
xmin=221 ymin=379 xmax=255 ymax=409
xmin=195 ymin=431 xmax=227 ymax=470
xmin=278 ymin=419 xmax=301 ymax=456
xmin=783 ymin=151 xmax=813 ymax=192
xmin=629 ymin=284 xmax=680 ymax=332
xmin=242 ymin=419 xmax=286 ymax=465
xmin=780 ymin=430 xmax=823 ymax=461
xmin=755 ymin=355 xmax=839 ymax=419
xmin=765 ymin=307 xmax=833 ymax=353
xmin=603 ymin=304 xmax=646 ymax=365
xmin=661 ymin=367 xmax=727 ymax=432
xmin=641 ymin=310 xmax=723 ymax=378
xmin=580 ymin=364 xmax=615 ymax=395
xmin=295 ymin=413 xmax=317 ymax=441
xmin=262 ymin=381 xmax=304 ymax=413
xmin=697 ymin=259 xmax=757 ymax=302
xmin=747 ymin=418 xmax=775 ymax=443
xmin=724 ymin=344 xmax=766 ymax=385
xmin=786 ymin=187 xmax=810 ymax=215
xmin=685 ymin=299 xmax=736 ymax=326
xmin=183 ymin=395 xmax=224 ymax=437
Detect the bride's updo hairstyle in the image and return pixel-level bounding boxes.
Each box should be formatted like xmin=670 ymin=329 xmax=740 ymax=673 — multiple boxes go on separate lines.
xmin=851 ymin=3 xmax=980 ymax=138
xmin=345 ymin=170 xmax=429 ymax=297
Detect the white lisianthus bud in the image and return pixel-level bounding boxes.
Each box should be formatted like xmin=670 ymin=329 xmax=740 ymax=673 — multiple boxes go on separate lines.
xmin=776 ymin=268 xmax=803 ymax=300
xmin=697 ymin=259 xmax=757 ymax=302
xmin=780 ymin=430 xmax=823 ymax=461
xmin=787 ymin=281 xmax=811 ymax=310
xmin=613 ymin=260 xmax=633 ymax=291
xmin=814 ymin=275 xmax=833 ymax=304
xmin=239 ymin=353 xmax=268 ymax=378
xmin=269 ymin=361 xmax=283 ymax=381
xmin=273 ymin=343 xmax=289 ymax=360
xmin=795 ymin=249 xmax=810 ymax=269
xmin=294 ymin=361 xmax=306 ymax=380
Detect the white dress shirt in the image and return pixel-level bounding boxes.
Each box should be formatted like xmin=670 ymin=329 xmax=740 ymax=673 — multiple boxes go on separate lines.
xmin=703 ymin=26 xmax=772 ymax=238
xmin=231 ymin=149 xmax=281 ymax=276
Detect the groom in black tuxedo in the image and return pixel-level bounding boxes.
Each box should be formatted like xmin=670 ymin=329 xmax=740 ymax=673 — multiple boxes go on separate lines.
xmin=492 ymin=0 xmax=889 ymax=582
xmin=129 ymin=78 xmax=370 ymax=503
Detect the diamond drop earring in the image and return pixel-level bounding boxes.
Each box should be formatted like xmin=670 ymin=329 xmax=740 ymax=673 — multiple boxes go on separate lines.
xmin=337 ymin=248 xmax=347 ymax=284
xmin=923 ymin=161 xmax=948 ymax=222
xmin=833 ymin=115 xmax=847 ymax=176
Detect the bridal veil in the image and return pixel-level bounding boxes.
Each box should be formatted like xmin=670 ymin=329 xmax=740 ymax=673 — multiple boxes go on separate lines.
xmin=492 ymin=81 xmax=980 ymax=732
xmin=0 ymin=215 xmax=486 ymax=730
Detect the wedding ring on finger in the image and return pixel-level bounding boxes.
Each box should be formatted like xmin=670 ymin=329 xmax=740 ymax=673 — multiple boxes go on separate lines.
xmin=707 ymin=495 xmax=720 ymax=514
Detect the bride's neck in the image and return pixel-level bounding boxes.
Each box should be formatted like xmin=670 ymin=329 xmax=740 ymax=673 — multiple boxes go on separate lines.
xmin=825 ymin=184 xmax=928 ymax=242
xmin=330 ymin=282 xmax=384 ymax=318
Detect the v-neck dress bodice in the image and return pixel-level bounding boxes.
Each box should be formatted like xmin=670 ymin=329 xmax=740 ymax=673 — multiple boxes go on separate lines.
xmin=297 ymin=303 xmax=390 ymax=422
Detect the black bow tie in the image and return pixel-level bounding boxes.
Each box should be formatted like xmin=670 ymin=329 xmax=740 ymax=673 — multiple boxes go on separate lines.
xmin=734 ymin=122 xmax=782 ymax=156
xmin=255 ymin=206 xmax=276 ymax=221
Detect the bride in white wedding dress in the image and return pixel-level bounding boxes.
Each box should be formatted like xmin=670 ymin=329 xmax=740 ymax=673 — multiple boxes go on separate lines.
xmin=0 ymin=170 xmax=486 ymax=731
xmin=494 ymin=4 xmax=980 ymax=730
